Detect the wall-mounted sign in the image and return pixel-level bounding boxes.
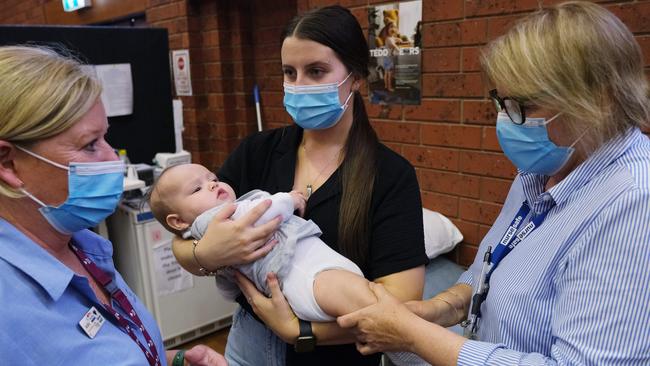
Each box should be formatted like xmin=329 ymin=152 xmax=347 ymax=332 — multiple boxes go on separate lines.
xmin=172 ymin=50 xmax=193 ymax=96
xmin=368 ymin=0 xmax=422 ymax=105
xmin=62 ymin=0 xmax=92 ymax=12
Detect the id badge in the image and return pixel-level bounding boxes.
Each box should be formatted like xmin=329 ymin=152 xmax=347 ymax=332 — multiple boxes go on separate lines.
xmin=79 ymin=306 xmax=105 ymax=339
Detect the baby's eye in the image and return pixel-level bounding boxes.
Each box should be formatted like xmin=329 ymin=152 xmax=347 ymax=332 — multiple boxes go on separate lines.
xmin=192 ymin=186 xmax=201 ymax=194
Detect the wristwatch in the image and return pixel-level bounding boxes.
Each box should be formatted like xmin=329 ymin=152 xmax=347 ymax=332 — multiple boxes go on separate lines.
xmin=294 ymin=319 xmax=316 ymax=352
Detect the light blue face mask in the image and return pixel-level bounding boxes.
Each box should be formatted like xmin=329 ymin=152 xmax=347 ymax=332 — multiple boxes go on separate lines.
xmin=496 ymin=112 xmax=581 ymax=176
xmin=16 ymin=146 xmax=125 ymax=234
xmin=283 ymin=73 xmax=354 ymax=130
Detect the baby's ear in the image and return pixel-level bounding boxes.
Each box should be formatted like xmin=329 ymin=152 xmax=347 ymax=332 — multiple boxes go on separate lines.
xmin=166 ymin=214 xmax=190 ymax=231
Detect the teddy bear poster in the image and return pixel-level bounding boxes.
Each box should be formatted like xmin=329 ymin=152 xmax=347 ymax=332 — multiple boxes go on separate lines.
xmin=367 ymin=0 xmax=422 ymax=105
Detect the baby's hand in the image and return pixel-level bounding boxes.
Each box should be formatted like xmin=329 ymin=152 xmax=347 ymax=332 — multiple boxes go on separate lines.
xmin=289 ymin=190 xmax=306 ymax=217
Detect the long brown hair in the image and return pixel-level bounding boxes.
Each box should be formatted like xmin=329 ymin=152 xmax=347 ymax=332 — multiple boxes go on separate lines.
xmin=283 ymin=6 xmax=379 ymax=268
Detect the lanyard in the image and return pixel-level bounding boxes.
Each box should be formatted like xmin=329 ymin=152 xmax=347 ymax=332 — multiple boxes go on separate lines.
xmin=462 ymin=201 xmax=550 ymax=339
xmin=70 ymin=243 xmax=161 ymax=366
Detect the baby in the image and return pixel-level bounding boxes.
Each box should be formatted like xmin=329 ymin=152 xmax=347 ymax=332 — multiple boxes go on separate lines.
xmin=148 ymin=163 xmax=427 ymax=365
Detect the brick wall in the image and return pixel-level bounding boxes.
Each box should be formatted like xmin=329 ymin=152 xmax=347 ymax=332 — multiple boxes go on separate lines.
xmin=290 ymin=0 xmax=650 ymax=267
xmin=1 ymin=0 xmax=649 ymax=267
xmin=146 ymin=0 xmax=298 ymax=169
xmin=0 ymin=0 xmax=46 ymax=24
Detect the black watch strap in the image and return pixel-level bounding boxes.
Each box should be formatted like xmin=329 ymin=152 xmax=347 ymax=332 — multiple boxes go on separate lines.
xmin=295 ymin=319 xmax=316 ymax=353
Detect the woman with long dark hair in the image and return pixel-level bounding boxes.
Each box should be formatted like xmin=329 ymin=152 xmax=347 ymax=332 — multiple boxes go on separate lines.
xmin=173 ymin=6 xmax=427 ymax=365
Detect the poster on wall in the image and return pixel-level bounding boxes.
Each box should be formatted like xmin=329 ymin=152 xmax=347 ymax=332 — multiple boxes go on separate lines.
xmin=172 ymin=49 xmax=193 ymax=96
xmin=368 ymin=0 xmax=422 ymax=105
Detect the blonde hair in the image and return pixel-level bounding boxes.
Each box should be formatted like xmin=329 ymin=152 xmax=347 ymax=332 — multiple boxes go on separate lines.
xmin=481 ymin=1 xmax=650 ymax=151
xmin=0 ymin=45 xmax=102 ymax=197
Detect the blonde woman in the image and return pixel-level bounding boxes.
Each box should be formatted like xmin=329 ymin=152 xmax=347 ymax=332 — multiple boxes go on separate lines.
xmin=0 ymin=45 xmax=228 ymax=366
xmin=338 ymin=2 xmax=650 ymax=365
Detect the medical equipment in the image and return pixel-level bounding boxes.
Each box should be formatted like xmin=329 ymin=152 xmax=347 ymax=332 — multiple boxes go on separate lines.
xmin=153 ymin=150 xmax=191 ymax=169
xmin=107 ymin=197 xmax=236 ymax=348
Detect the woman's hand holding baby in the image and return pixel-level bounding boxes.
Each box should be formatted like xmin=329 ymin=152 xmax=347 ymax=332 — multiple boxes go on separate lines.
xmin=235 ymin=271 xmax=300 ymax=344
xmin=179 ymin=200 xmax=281 ymax=271
xmin=290 ymin=190 xmax=307 ymax=217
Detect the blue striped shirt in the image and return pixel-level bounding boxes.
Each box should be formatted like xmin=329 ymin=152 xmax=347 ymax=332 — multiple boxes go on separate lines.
xmin=457 ymin=128 xmax=650 ymax=365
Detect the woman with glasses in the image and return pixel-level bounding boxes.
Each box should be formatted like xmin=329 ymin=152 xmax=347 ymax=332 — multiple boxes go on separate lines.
xmin=338 ymin=2 xmax=650 ymax=365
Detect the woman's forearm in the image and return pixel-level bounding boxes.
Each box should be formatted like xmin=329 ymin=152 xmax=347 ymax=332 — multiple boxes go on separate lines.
xmin=312 ymin=321 xmax=357 ymax=345
xmin=430 ymin=283 xmax=472 ymax=327
xmin=171 ymin=235 xmax=204 ymax=276
xmin=408 ymin=317 xmax=466 ymax=365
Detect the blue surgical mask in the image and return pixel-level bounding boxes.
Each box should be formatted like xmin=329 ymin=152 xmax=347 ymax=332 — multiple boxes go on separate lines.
xmin=16 ymin=146 xmax=125 ymax=234
xmin=496 ymin=112 xmax=579 ymax=176
xmin=283 ymin=73 xmax=354 ymax=130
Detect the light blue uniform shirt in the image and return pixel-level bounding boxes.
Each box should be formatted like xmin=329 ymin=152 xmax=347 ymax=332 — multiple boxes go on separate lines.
xmin=0 ymin=220 xmax=166 ymax=366
xmin=457 ymin=128 xmax=650 ymax=365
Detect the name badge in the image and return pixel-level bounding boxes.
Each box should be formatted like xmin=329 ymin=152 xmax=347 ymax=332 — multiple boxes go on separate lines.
xmin=79 ymin=306 xmax=105 ymax=339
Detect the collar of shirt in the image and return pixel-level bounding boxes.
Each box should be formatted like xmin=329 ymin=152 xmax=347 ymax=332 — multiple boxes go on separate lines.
xmin=272 ymin=125 xmax=342 ymax=209
xmin=0 ymin=218 xmax=113 ymax=301
xmin=519 ymin=128 xmax=643 ymax=215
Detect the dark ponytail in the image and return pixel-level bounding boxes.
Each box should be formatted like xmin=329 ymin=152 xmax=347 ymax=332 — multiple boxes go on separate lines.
xmin=283 ymin=6 xmax=379 ymax=268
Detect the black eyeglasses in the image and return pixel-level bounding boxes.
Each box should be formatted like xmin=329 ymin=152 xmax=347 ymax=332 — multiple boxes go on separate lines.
xmin=489 ymin=89 xmax=526 ymax=125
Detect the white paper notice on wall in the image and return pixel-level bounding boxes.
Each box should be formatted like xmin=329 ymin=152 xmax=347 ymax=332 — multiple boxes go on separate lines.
xmin=172 ymin=50 xmax=193 ymax=96
xmin=152 ymin=239 xmax=194 ymax=296
xmin=93 ymin=63 xmax=134 ymax=117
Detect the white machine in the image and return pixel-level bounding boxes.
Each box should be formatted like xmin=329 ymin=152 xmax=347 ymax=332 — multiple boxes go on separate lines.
xmin=153 ymin=150 xmax=191 ymax=169
xmin=107 ymin=198 xmax=236 ymax=348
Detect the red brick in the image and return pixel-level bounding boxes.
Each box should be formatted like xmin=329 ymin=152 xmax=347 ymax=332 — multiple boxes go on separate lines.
xmin=259 ymin=76 xmax=283 ymax=92
xmin=147 ymin=0 xmax=176 ymax=6
xmin=462 ymin=46 xmax=483 ymax=72
xmin=459 ymin=151 xmax=517 ymax=178
xmin=460 ymin=19 xmax=488 ymax=46
xmin=457 ymin=243 xmax=479 ymax=267
xmin=451 ymin=219 xmax=481 ymax=245
xmin=418 ymin=170 xmax=480 ymax=198
xmin=340 ymin=0 xmax=366 ymax=6
xmin=638 ymin=36 xmax=650 ymax=67
xmin=402 ymin=145 xmax=460 ymax=171
xmin=204 ymin=63 xmax=221 ymax=79
xmin=367 ymin=103 xmax=403 ymax=120
xmin=422 ymin=73 xmax=483 ymax=98
xmin=202 ymin=30 xmax=219 ymax=47
xmin=479 ymin=177 xmax=512 ymax=203
xmin=403 ymin=99 xmax=460 ymax=122
xmin=262 ymin=107 xmax=291 ymax=124
xmin=459 ymin=198 xmax=502 ymax=225
xmin=423 ymin=0 xmax=464 ymax=21
xmin=478 ymin=224 xmax=492 ymax=242
xmin=482 ymin=126 xmax=501 ymax=151
xmin=350 ymin=6 xmax=368 ymax=29
xmin=607 ymin=2 xmax=650 ymax=34
xmin=422 ymin=48 xmax=461 ymax=73
xmin=421 ymin=191 xmax=459 ymax=217
xmin=421 ymin=124 xmax=483 ymax=150
xmin=200 ymin=14 xmax=219 ymax=30
xmin=487 ymin=14 xmax=523 ymax=41
xmin=422 ymin=22 xmax=461 ymax=47
xmin=371 ymin=121 xmax=420 ymax=144
xmin=308 ymin=0 xmax=340 ymax=7
xmin=155 ymin=18 xmax=190 ymax=35
xmin=463 ymin=100 xmax=497 ymax=125
xmin=259 ymin=91 xmax=283 ymax=106
xmin=465 ymin=0 xmax=539 ymax=17
xmin=146 ymin=2 xmax=186 ymax=23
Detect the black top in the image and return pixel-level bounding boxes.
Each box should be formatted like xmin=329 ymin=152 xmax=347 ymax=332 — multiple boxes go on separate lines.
xmin=218 ymin=125 xmax=428 ymax=366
